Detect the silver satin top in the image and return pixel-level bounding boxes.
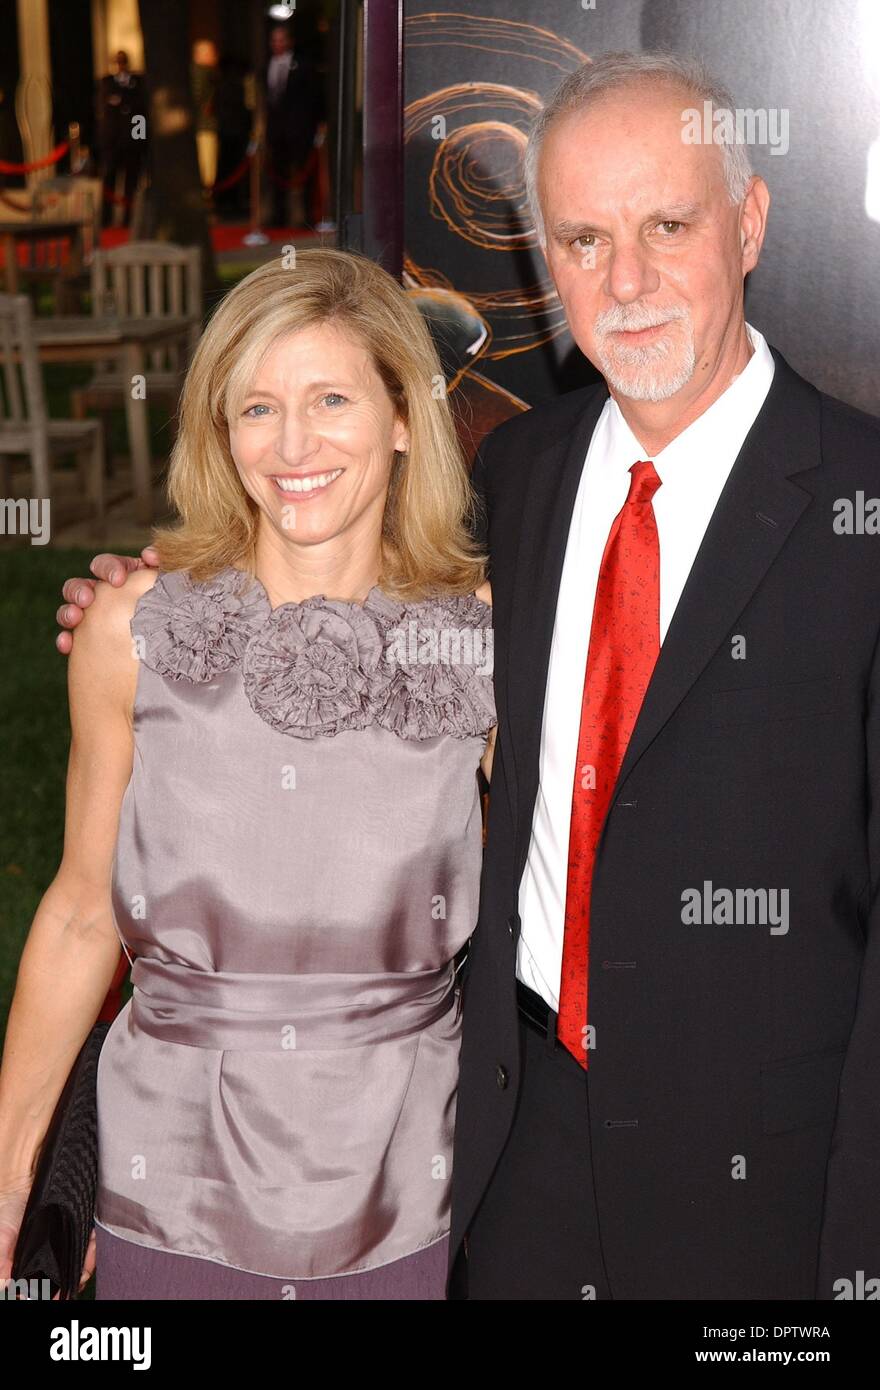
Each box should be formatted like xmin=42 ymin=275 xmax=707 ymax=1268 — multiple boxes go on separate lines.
xmin=96 ymin=564 xmax=494 ymax=1279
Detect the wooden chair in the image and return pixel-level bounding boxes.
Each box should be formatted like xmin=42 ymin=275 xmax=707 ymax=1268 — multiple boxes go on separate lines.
xmin=70 ymin=241 xmax=202 ymax=423
xmin=33 ymin=176 xmax=102 ymax=261
xmin=0 ymin=293 xmax=105 ymax=519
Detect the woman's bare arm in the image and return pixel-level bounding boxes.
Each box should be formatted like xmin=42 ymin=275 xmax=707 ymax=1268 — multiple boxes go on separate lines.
xmin=0 ymin=569 xmax=156 ymax=1183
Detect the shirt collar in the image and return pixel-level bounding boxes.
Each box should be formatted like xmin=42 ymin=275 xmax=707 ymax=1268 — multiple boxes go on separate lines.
xmin=604 ymin=322 xmax=776 ymax=476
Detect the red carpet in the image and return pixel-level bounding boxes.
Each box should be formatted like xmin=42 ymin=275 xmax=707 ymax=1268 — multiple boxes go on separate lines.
xmin=99 ymin=225 xmax=322 ymax=253
xmin=0 ymin=224 xmax=322 ymax=274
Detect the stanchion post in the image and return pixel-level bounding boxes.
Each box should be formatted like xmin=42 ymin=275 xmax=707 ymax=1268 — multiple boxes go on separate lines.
xmin=243 ymin=140 xmax=268 ymax=248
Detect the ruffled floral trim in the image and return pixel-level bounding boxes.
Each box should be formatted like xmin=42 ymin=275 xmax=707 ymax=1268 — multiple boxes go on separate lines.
xmin=133 ymin=566 xmax=495 ymax=740
xmin=242 ymin=596 xmax=390 ymax=738
xmin=130 ymin=567 xmax=271 ymax=682
xmin=373 ymin=594 xmax=495 ymax=739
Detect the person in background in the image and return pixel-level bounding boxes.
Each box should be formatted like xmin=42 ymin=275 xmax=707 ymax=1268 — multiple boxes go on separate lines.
xmin=263 ymin=22 xmax=325 ymax=229
xmin=97 ymin=51 xmax=146 ymax=229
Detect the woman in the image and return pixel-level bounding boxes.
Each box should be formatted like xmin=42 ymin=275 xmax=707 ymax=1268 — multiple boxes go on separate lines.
xmin=0 ymin=248 xmax=495 ymax=1300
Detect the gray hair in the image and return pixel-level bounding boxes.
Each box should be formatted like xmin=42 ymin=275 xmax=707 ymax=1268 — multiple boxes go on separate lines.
xmin=523 ymin=51 xmax=754 ymax=248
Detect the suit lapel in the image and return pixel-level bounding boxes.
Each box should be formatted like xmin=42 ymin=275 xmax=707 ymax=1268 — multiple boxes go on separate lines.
xmin=504 ymin=386 xmax=608 ymax=879
xmin=613 ymin=348 xmax=820 ymax=796
xmin=504 ymin=347 xmax=822 ymax=884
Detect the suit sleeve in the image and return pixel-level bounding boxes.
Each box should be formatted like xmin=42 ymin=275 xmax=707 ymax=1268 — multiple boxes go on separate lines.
xmin=452 ymin=433 xmax=495 ymax=992
xmin=816 ymin=620 xmax=880 ymax=1298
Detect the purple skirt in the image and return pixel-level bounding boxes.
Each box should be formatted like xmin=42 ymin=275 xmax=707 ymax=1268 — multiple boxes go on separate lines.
xmin=94 ymin=1222 xmax=450 ymax=1301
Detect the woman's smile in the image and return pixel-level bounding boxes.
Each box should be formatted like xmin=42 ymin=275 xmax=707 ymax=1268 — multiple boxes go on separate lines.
xmin=269 ymin=467 xmax=345 ymax=499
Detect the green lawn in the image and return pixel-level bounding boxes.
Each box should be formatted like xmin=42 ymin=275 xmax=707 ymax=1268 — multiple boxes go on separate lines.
xmin=0 ymin=549 xmax=97 ymax=1020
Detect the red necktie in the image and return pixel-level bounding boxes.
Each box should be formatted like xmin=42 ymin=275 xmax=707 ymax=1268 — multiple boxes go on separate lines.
xmin=557 ymin=460 xmax=662 ymax=1067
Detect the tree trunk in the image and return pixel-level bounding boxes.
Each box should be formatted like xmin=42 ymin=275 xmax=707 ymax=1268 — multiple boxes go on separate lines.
xmin=136 ymin=0 xmax=220 ymax=314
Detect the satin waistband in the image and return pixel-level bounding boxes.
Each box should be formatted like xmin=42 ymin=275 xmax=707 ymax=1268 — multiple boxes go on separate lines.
xmin=129 ymin=956 xmax=458 ymax=1051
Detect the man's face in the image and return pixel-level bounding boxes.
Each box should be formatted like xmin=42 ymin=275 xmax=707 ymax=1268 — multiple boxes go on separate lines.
xmin=270 ymin=27 xmax=292 ymax=56
xmin=538 ymin=83 xmax=764 ymax=403
xmin=193 ymin=40 xmax=218 ymax=67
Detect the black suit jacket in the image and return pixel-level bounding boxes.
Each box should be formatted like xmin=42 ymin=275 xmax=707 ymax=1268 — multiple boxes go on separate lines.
xmin=449 ymin=345 xmax=880 ymax=1300
xmin=98 ymin=73 xmax=147 ymax=154
xmin=265 ymin=55 xmax=324 ymax=166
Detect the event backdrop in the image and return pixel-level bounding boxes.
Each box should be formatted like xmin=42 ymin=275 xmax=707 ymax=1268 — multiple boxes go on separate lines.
xmin=403 ymin=0 xmax=880 ymax=449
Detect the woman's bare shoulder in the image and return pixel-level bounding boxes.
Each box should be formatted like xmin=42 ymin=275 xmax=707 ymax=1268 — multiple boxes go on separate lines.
xmin=118 ymin=564 xmax=161 ymax=608
xmin=69 ymin=567 xmax=161 ymax=711
xmin=80 ymin=565 xmax=160 ymax=636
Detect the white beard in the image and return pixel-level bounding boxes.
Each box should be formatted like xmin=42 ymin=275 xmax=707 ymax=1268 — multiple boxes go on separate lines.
xmin=595 ymin=310 xmax=697 ymax=402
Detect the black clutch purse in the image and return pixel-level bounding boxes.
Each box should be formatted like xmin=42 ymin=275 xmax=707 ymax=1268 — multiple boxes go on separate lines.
xmin=11 ymin=1021 xmax=111 ymax=1300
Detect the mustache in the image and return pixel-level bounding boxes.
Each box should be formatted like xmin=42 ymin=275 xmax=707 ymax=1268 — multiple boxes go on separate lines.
xmin=595 ymin=303 xmax=691 ymax=336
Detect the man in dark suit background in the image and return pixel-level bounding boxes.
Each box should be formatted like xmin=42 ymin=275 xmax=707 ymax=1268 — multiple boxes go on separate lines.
xmin=446 ymin=50 xmax=880 ymax=1300
xmin=98 ymin=51 xmax=147 ymax=229
xmin=263 ymin=22 xmax=325 ymax=228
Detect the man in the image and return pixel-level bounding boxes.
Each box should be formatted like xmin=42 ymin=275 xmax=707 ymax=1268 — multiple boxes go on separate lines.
xmin=98 ymin=51 xmax=147 ymax=229
xmin=56 ymin=51 xmax=880 ymax=1301
xmin=445 ymin=50 xmax=880 ymax=1302
xmin=263 ymin=22 xmax=324 ymax=228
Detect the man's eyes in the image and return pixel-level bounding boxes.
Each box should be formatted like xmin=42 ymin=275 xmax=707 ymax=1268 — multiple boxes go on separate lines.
xmin=569 ymin=220 xmax=686 ymax=250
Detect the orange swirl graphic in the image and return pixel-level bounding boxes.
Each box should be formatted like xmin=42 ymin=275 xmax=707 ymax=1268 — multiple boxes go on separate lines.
xmin=404 ymin=12 xmax=590 ymax=363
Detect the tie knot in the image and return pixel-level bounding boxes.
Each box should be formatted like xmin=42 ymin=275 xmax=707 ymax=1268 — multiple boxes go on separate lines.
xmin=627 ymin=459 xmax=661 ymax=506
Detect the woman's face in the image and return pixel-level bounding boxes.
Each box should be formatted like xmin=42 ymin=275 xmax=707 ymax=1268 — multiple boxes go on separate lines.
xmin=228 ymin=321 xmax=409 ymax=551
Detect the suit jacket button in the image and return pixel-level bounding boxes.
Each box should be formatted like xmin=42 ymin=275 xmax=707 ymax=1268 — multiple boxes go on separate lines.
xmin=496 ymin=1063 xmax=509 ymax=1089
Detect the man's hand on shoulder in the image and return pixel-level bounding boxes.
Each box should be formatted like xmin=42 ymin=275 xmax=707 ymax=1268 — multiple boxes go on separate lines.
xmin=55 ymin=545 xmax=160 ymax=655
xmin=67 ymin=565 xmax=159 ymax=717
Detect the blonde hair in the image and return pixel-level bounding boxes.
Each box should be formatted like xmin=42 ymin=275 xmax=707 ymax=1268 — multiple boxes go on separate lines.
xmin=150 ymin=247 xmax=487 ymax=600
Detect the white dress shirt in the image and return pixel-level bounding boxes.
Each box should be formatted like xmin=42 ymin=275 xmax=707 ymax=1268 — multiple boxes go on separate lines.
xmin=268 ymin=51 xmax=294 ymax=104
xmin=516 ymin=323 xmax=776 ymax=1010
